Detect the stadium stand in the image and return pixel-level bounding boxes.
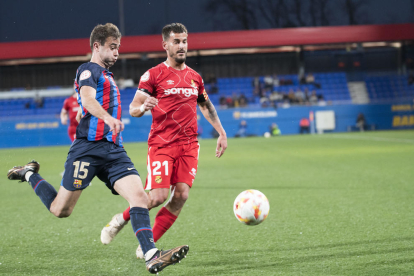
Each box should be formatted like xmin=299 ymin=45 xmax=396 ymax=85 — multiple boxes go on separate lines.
xmin=365 ymin=74 xmax=414 ymax=102
xmin=214 ymin=72 xmax=350 ymax=106
xmin=2 ymin=72 xmax=414 ymax=118
xmin=0 ymin=72 xmax=344 ymax=117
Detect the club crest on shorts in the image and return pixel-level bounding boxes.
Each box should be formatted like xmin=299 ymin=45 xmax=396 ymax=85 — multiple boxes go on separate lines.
xmin=155 ymin=176 xmax=162 ymax=184
xmin=73 ymin=179 xmax=82 ymax=188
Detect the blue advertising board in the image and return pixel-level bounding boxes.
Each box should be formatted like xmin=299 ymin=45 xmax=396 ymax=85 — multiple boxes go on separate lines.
xmin=1 ymin=103 xmax=413 ymax=148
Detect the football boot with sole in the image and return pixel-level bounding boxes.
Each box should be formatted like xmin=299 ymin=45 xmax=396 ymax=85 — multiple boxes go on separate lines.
xmin=146 ymin=245 xmax=189 ymax=274
xmin=7 ymin=160 xmax=40 ymax=182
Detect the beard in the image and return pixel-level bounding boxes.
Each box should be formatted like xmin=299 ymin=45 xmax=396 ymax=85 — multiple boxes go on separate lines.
xmin=170 ymin=51 xmax=186 ymax=64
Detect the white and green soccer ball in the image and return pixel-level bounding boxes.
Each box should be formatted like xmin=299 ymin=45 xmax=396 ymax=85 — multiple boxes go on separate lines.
xmin=233 ymin=189 xmax=269 ymax=226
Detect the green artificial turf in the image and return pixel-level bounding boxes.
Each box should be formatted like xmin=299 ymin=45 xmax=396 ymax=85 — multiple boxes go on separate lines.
xmin=0 ymin=130 xmax=413 ymax=275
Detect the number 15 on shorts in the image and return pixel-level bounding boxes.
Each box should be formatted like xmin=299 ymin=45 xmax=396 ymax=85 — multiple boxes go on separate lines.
xmin=73 ymin=161 xmax=90 ymax=179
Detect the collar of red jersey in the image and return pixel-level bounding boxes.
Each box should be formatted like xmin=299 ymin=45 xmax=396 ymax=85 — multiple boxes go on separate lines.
xmin=164 ymin=61 xmax=186 ymax=70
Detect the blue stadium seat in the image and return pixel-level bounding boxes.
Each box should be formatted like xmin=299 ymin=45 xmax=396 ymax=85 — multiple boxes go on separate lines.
xmin=364 ymin=74 xmax=411 ymax=101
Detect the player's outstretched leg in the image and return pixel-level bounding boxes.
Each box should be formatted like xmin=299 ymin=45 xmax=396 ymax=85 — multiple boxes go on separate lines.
xmin=102 ymin=188 xmax=177 ymax=248
xmin=102 ymin=201 xmax=178 ymax=257
xmin=136 ymin=206 xmax=178 ymax=258
xmin=114 ymin=175 xmax=189 ymax=273
xmin=7 ymin=160 xmax=58 ymax=211
xmin=101 ymin=213 xmax=128 ymax=244
xmin=128 ymin=207 xmax=189 ymax=273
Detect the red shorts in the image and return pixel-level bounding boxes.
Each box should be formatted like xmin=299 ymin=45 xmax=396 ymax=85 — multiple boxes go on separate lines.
xmin=68 ymin=126 xmax=77 ymax=142
xmin=144 ymin=142 xmax=200 ymax=190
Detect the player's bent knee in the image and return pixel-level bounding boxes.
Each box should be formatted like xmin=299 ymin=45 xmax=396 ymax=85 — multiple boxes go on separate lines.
xmin=151 ymin=194 xmax=168 ymax=207
xmin=49 ymin=202 xmax=74 ymax=218
xmin=173 ymin=190 xmax=189 ymax=203
xmin=50 ymin=208 xmax=72 ymax=218
xmin=148 ymin=188 xmax=169 ymax=208
xmin=56 ymin=211 xmax=71 ymax=218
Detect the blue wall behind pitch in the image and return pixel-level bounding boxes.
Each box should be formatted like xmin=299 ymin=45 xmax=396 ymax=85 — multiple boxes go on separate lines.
xmin=1 ymin=103 xmax=413 ymax=149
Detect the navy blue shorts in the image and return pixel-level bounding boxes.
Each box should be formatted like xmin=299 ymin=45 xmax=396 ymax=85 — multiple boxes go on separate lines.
xmin=61 ymin=138 xmax=139 ymax=195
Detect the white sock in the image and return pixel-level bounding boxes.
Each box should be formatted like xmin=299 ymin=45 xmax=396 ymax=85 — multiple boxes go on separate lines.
xmin=25 ymin=171 xmax=34 ymax=182
xmin=116 ymin=213 xmax=126 ymax=225
xmin=145 ymin=248 xmax=158 ymax=261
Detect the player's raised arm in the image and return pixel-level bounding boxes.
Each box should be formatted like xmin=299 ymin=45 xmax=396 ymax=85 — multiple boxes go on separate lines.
xmin=129 ymin=90 xmax=158 ymax=117
xmin=198 ymin=99 xmax=227 ymax=158
xmin=80 ymin=86 xmax=124 ymax=133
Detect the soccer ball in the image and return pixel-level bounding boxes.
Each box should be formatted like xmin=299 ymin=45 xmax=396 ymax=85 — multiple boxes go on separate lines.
xmin=233 ymin=189 xmax=269 ymax=226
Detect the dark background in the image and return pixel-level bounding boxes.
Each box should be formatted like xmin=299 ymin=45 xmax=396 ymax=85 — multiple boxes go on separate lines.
xmin=1 ymin=0 xmax=413 ymax=42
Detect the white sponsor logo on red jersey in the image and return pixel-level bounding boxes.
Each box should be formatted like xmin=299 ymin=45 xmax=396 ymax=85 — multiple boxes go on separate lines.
xmin=164 ymin=87 xmax=198 ymax=97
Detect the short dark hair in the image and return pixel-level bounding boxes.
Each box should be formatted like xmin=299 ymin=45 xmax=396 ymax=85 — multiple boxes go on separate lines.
xmin=90 ymin=23 xmax=121 ymax=51
xmin=162 ymin=23 xmax=188 ymax=41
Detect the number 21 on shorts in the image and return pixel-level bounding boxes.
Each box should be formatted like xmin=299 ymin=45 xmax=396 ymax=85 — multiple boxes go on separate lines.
xmin=152 ymin=161 xmax=168 ymax=176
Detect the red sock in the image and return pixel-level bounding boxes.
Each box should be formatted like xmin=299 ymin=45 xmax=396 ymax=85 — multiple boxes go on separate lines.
xmin=152 ymin=207 xmax=177 ymax=243
xmin=123 ymin=207 xmax=131 ymax=221
xmin=123 ymin=206 xmax=152 ymax=221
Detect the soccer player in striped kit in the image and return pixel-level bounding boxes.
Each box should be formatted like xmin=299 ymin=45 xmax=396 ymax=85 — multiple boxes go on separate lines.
xmin=7 ymin=23 xmax=188 ymax=274
xmin=101 ymin=23 xmax=228 ymax=259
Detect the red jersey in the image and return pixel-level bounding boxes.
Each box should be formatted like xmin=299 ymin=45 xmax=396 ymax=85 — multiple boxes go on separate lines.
xmin=63 ymin=95 xmax=80 ymax=127
xmin=137 ymin=62 xmax=208 ymax=147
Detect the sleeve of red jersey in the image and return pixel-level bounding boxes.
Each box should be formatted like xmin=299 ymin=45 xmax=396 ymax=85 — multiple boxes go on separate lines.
xmin=197 ymin=75 xmax=209 ymax=103
xmin=136 ymin=70 xmax=154 ymax=97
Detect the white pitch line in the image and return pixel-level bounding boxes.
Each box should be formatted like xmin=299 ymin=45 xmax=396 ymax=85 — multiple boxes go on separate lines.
xmin=317 ymin=134 xmax=414 ymax=144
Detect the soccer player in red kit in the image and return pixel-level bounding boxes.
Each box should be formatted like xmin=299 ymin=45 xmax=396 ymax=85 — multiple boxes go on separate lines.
xmin=60 ymin=88 xmax=80 ymax=142
xmin=101 ymin=23 xmax=228 ymax=258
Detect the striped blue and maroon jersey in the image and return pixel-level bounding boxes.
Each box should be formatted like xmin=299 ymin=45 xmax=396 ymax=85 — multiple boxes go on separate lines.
xmin=74 ymin=62 xmax=123 ymax=146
